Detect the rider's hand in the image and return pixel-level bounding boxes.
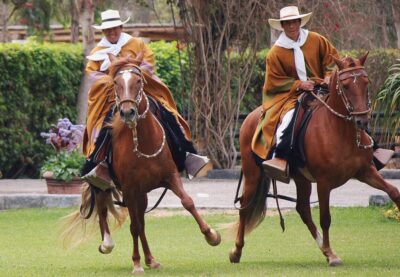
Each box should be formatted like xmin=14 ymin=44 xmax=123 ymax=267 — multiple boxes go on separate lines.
xmin=323 ymin=76 xmax=331 ymax=86
xmin=298 ymin=80 xmax=315 ymax=91
xmin=133 ymin=51 xmax=144 ymax=66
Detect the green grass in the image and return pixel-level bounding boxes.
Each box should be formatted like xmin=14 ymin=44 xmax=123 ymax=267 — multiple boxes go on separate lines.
xmin=0 ymin=207 xmax=399 ymax=276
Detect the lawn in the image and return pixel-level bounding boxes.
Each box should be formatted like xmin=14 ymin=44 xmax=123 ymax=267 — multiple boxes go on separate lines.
xmin=0 ymin=206 xmax=399 ymax=276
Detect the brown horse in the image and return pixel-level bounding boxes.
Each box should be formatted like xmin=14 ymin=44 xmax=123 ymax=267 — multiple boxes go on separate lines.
xmin=61 ymin=56 xmax=221 ymax=274
xmin=228 ymin=52 xmax=400 ymax=266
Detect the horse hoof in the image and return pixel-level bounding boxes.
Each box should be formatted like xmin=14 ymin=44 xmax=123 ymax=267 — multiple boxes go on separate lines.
xmin=229 ymin=248 xmax=241 ymax=263
xmin=205 ymin=228 xmax=221 ymax=246
xmin=328 ymin=256 xmax=343 ymax=267
xmin=132 ymin=265 xmax=145 ymax=275
xmin=146 ymin=259 xmax=161 ymax=269
xmin=98 ymin=244 xmax=114 ymax=254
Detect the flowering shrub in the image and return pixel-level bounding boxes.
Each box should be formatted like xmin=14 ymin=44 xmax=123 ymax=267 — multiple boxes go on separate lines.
xmin=384 ymin=205 xmax=400 ymax=222
xmin=40 ymin=118 xmax=85 ymax=181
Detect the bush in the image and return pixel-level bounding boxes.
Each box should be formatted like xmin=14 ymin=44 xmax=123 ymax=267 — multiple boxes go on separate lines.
xmin=150 ymin=41 xmax=190 ymax=113
xmin=0 ymin=42 xmax=84 ymax=178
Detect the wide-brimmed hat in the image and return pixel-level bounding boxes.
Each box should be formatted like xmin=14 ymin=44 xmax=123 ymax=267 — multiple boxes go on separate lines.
xmin=268 ymin=6 xmax=312 ymax=31
xmin=92 ymin=10 xmax=130 ymax=30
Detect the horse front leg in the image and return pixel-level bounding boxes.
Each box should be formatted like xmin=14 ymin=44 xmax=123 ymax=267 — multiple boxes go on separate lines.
xmin=168 ymin=172 xmax=221 ymax=247
xmin=125 ymin=195 xmax=145 ymax=275
xmin=137 ymin=194 xmax=161 ymax=270
xmin=293 ymin=175 xmax=322 ymax=248
xmin=96 ymin=190 xmax=115 ymax=254
xmin=357 ymin=164 xmax=400 ymax=209
xmin=317 ymin=183 xmax=343 ymax=266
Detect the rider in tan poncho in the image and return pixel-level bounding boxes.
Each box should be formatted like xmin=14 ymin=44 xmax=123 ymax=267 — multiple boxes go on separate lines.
xmin=81 ymin=10 xmax=209 ymax=189
xmin=254 ymin=6 xmax=394 ymax=182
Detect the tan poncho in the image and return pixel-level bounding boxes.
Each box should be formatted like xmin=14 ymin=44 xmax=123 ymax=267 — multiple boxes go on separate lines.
xmin=252 ymin=32 xmax=338 ymax=159
xmin=83 ymin=37 xmax=191 ymax=157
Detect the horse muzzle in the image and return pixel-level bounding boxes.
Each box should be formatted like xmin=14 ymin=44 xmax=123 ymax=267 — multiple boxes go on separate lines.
xmin=120 ymin=107 xmax=138 ymax=125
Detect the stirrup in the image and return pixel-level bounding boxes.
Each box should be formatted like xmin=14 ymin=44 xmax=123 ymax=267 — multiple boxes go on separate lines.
xmin=262 ymin=158 xmax=290 ymax=184
xmin=82 ymin=163 xmax=115 ymax=191
xmin=185 ymin=153 xmax=213 ymax=179
xmin=373 ymin=148 xmax=395 ymax=171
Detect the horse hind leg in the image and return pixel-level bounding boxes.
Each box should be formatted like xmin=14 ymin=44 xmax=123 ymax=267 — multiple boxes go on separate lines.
xmin=96 ymin=190 xmax=115 ymax=254
xmin=168 ymin=172 xmax=221 ymax=247
xmin=229 ymin=167 xmax=266 ymax=263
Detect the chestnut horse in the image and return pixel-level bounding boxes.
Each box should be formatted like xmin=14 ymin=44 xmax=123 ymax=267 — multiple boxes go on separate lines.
xmin=228 ymin=53 xmax=400 ymax=266
xmin=61 ymin=56 xmax=220 ymax=274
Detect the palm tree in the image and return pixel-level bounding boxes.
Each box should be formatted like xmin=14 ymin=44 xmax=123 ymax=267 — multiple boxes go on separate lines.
xmin=373 ymin=59 xmax=400 ymax=150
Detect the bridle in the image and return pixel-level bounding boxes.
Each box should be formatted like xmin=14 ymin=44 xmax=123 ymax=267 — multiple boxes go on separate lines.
xmin=114 ymin=65 xmax=166 ymax=158
xmin=309 ymin=65 xmax=373 ymax=149
xmin=115 ymin=66 xmax=149 ymax=121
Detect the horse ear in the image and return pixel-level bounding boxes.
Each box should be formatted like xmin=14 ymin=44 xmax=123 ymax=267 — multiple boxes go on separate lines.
xmin=108 ymin=53 xmax=117 ymax=63
xmin=359 ymin=51 xmax=369 ymax=66
xmin=331 ymin=54 xmax=344 ymax=70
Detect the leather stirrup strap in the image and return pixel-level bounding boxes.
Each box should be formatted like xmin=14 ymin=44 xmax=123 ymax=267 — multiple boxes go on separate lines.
xmin=272 ymin=179 xmax=285 ymax=232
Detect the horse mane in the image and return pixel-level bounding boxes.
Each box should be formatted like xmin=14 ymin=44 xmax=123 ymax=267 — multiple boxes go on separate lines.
xmin=341 ymin=56 xmax=358 ymax=67
xmin=107 ymin=113 xmax=125 ymax=139
xmin=108 ymin=56 xmax=138 ymax=77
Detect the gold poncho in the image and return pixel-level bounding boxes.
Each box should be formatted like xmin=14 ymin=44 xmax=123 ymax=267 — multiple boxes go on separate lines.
xmin=252 ymin=32 xmax=338 ymax=159
xmin=83 ymin=37 xmax=191 ymax=157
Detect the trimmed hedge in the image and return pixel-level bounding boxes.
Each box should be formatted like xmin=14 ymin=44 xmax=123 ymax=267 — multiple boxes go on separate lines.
xmin=0 ymin=42 xmax=84 ymax=178
xmin=0 ymin=41 xmax=398 ymax=177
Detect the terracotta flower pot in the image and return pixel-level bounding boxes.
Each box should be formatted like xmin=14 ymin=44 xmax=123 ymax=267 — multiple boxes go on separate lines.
xmin=42 ymin=171 xmax=83 ymax=194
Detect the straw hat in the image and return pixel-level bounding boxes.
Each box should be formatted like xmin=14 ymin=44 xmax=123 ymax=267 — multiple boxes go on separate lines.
xmin=268 ymin=6 xmax=312 ymax=31
xmin=92 ymin=10 xmax=130 ymax=30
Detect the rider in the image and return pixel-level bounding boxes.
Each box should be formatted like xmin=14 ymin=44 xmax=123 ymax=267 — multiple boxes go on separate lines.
xmin=81 ymin=10 xmax=210 ymax=189
xmin=253 ymin=6 xmax=394 ymax=182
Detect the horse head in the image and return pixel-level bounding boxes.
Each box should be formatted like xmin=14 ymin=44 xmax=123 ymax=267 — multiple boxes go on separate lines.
xmin=332 ymin=52 xmax=370 ymax=130
xmin=108 ymin=53 xmax=147 ymax=128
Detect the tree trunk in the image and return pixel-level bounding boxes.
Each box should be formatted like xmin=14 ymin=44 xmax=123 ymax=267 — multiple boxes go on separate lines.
xmin=270 ymin=28 xmax=279 ymax=47
xmin=76 ymin=0 xmax=95 ymax=124
xmin=0 ymin=2 xmax=9 ymax=42
xmin=378 ymin=0 xmax=389 ymax=48
xmin=70 ymin=0 xmax=80 ymax=43
xmin=391 ymin=0 xmax=400 ymax=48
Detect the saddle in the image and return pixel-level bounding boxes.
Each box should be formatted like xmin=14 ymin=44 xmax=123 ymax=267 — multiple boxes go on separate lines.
xmin=288 ymin=85 xmax=329 ymax=179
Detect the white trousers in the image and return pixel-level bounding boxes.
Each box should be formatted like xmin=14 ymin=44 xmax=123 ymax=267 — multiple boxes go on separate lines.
xmin=273 ymin=108 xmax=295 ymax=157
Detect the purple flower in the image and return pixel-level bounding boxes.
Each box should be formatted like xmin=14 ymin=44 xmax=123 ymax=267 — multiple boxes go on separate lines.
xmin=41 ymin=118 xmax=85 ymax=153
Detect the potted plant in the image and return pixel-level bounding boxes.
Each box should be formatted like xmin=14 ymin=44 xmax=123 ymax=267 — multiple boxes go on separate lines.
xmin=40 ymin=118 xmax=85 ymax=194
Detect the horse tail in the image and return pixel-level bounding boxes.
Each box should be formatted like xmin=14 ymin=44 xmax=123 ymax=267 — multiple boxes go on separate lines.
xmin=221 ymin=173 xmax=270 ymax=239
xmin=59 ymin=182 xmax=128 ymax=249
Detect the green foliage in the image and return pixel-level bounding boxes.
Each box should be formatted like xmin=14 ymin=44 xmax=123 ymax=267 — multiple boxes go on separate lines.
xmin=40 ymin=150 xmax=85 ymax=181
xmin=0 ymin=42 xmax=84 ymax=178
xmin=149 ymin=40 xmax=190 ymax=113
xmin=372 ymin=59 xmax=400 ymax=145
